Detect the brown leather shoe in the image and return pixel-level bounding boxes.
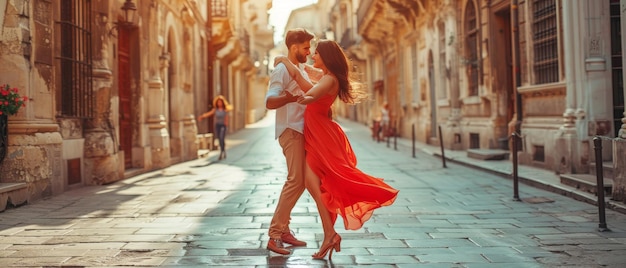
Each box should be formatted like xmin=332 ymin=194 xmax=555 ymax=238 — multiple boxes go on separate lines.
xmin=281 ymin=231 xmax=307 ymax=246
xmin=267 ymin=239 xmax=290 ymax=255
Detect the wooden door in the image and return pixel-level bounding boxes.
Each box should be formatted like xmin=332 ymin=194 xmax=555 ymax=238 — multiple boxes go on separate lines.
xmin=118 ymin=28 xmax=132 ymax=168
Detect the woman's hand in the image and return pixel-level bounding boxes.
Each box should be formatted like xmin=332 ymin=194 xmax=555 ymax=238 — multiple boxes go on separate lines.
xmin=273 ymin=56 xmax=297 ymax=78
xmin=297 ymin=95 xmax=314 ymax=105
xmin=273 ymin=55 xmax=288 ymax=67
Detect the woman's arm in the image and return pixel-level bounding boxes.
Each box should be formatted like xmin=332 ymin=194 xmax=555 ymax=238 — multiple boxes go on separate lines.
xmin=274 ymin=56 xmax=314 ymax=92
xmin=304 ymin=64 xmax=323 ymax=83
xmin=297 ymin=75 xmax=336 ymax=105
xmin=197 ymin=108 xmax=215 ymax=121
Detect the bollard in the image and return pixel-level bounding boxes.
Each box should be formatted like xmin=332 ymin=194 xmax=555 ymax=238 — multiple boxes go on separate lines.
xmin=438 ymin=125 xmax=447 ymax=168
xmin=512 ymin=132 xmax=520 ymax=201
xmin=385 ymin=122 xmax=393 ymax=148
xmin=394 ymin=126 xmax=397 ymax=151
xmin=593 ymin=137 xmax=609 ymax=232
xmin=412 ymin=124 xmax=416 ymax=158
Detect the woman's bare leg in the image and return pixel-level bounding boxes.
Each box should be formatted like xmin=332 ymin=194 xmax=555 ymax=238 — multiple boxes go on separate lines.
xmin=304 ymin=163 xmax=337 ymax=247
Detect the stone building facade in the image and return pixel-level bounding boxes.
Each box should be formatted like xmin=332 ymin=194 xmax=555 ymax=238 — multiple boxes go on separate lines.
xmin=336 ymin=0 xmax=625 ymax=201
xmin=0 ymin=0 xmax=271 ymax=208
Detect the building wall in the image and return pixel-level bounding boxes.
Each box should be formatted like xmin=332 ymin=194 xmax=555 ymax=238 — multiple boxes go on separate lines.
xmin=0 ymin=0 xmax=213 ymax=203
xmin=354 ymin=0 xmax=624 ymax=197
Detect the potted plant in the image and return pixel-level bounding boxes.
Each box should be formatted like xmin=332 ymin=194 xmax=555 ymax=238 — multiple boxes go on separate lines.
xmin=0 ymin=84 xmax=28 ymax=163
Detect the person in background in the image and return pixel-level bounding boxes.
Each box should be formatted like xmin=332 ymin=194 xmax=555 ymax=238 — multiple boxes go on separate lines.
xmin=380 ymin=102 xmax=391 ymax=139
xmin=198 ymin=95 xmax=231 ymax=160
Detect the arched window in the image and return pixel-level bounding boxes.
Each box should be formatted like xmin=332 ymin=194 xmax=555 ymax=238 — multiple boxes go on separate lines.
xmin=464 ymin=0 xmax=479 ymax=96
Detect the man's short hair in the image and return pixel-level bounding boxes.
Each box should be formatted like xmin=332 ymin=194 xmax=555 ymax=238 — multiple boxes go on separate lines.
xmin=285 ymin=28 xmax=315 ymax=48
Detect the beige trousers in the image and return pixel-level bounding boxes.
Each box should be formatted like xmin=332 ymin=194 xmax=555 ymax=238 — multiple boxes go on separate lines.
xmin=268 ymin=128 xmax=306 ymax=239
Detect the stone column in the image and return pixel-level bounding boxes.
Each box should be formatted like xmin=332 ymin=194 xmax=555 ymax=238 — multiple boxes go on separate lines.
xmin=0 ymin=0 xmax=62 ymax=201
xmin=84 ymin=62 xmax=122 ymax=185
xmin=147 ymin=77 xmax=170 ymax=168
xmin=446 ymin=14 xmax=462 ymax=150
xmin=553 ymin=0 xmax=582 ymax=174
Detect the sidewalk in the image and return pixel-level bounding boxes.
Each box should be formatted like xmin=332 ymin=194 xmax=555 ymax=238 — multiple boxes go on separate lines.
xmin=336 ymin=117 xmax=626 ymax=215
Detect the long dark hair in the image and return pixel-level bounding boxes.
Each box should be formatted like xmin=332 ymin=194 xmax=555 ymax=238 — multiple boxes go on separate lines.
xmin=316 ymin=40 xmax=365 ymax=104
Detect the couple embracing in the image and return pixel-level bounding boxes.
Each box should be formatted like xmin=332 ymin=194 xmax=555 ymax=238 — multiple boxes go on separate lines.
xmin=265 ymin=28 xmax=399 ymax=260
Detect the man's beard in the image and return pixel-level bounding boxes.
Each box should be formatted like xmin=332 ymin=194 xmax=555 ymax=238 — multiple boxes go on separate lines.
xmin=295 ymin=53 xmax=307 ymax=63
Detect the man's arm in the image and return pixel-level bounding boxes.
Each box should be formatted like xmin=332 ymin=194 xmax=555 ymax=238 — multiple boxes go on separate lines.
xmin=265 ymin=64 xmax=298 ymax=109
xmin=266 ymin=90 xmax=297 ymax=109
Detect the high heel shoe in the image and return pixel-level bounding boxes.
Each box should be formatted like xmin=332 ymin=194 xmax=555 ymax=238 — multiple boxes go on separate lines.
xmin=312 ymin=233 xmax=341 ymax=260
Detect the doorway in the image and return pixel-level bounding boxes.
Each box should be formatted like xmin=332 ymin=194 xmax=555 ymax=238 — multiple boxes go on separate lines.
xmin=118 ymin=27 xmax=133 ymax=169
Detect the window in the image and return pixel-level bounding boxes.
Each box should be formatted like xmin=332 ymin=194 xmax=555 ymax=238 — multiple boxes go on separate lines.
xmin=465 ymin=1 xmax=479 ymax=96
xmin=532 ymin=0 xmax=559 ymax=84
xmin=57 ymin=0 xmax=93 ymax=118
xmin=611 ymin=0 xmax=625 ymax=137
xmin=212 ymin=0 xmax=228 ymax=17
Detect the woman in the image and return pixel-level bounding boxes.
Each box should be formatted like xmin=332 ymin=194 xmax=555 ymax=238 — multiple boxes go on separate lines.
xmin=276 ymin=40 xmax=399 ymax=259
xmin=198 ymin=95 xmax=232 ymax=160
xmin=380 ymin=102 xmax=391 ymax=139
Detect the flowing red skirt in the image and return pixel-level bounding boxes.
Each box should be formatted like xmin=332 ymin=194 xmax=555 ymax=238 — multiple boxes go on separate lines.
xmin=304 ymin=94 xmax=398 ymax=230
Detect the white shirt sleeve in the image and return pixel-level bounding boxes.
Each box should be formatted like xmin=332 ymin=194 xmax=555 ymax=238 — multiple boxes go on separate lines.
xmin=265 ymin=64 xmax=290 ymax=103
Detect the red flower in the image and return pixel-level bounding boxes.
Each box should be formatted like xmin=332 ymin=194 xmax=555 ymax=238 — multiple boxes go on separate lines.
xmin=0 ymin=84 xmax=28 ymax=116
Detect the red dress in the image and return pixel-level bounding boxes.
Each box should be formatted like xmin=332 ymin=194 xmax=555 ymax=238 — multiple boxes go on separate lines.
xmin=304 ymin=92 xmax=399 ymax=230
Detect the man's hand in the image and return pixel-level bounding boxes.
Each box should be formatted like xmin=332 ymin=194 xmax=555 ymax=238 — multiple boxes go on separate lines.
xmin=283 ymin=90 xmax=298 ymax=103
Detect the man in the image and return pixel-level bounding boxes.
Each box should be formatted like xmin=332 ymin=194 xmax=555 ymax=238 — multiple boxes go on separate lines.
xmin=264 ymin=28 xmax=315 ymax=255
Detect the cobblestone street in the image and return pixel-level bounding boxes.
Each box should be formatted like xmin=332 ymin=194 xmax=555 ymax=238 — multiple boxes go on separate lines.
xmin=1 ymin=114 xmax=626 ymax=267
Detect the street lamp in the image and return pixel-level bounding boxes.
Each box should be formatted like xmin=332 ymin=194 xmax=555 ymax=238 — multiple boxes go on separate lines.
xmin=108 ymin=0 xmax=137 ymax=37
xmin=121 ymin=0 xmax=137 ymax=26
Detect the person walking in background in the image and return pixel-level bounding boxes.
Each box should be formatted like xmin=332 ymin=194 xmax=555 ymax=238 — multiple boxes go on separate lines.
xmin=264 ymin=28 xmax=315 ymax=255
xmin=380 ymin=102 xmax=391 ymax=139
xmin=275 ymin=40 xmax=399 ymax=260
xmin=198 ymin=95 xmax=231 ymax=160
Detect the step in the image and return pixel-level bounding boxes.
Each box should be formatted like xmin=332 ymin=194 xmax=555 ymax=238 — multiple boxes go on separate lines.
xmin=560 ymin=174 xmax=613 ymax=196
xmin=590 ymin=161 xmax=614 ymax=179
xmin=467 ymin=149 xmax=509 ymax=160
xmin=0 ymin=182 xmax=29 ymax=212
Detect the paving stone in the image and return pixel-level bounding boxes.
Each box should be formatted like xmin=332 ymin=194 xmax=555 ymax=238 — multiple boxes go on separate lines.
xmin=2 ymin=116 xmax=626 ymax=267
xmin=416 ymin=253 xmax=489 ymax=264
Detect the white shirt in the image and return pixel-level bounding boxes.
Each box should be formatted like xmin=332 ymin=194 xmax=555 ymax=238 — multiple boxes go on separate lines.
xmin=265 ymin=62 xmax=310 ymax=139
